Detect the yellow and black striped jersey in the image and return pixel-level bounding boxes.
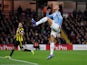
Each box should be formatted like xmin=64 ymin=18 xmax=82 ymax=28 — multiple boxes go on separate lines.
xmin=16 ymin=28 xmax=24 ymax=41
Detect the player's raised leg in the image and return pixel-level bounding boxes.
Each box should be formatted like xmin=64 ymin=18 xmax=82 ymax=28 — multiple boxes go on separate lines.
xmin=32 ymin=17 xmax=48 ymax=26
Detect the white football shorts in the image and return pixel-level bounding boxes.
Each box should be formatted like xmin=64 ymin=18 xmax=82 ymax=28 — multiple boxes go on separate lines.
xmin=50 ymin=21 xmax=60 ymax=38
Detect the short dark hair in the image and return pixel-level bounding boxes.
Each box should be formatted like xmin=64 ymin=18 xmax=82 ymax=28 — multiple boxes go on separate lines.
xmin=47 ymin=6 xmax=51 ymax=10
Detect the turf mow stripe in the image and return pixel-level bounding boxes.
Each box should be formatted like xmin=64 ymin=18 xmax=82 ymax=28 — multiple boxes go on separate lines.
xmin=0 ymin=57 xmax=38 ymax=65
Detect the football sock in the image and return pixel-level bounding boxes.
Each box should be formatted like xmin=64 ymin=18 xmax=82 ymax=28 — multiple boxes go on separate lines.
xmin=10 ymin=49 xmax=14 ymax=57
xmin=50 ymin=42 xmax=55 ymax=55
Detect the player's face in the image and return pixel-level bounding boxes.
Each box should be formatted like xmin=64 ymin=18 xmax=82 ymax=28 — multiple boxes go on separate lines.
xmin=53 ymin=5 xmax=59 ymax=12
xmin=18 ymin=23 xmax=23 ymax=28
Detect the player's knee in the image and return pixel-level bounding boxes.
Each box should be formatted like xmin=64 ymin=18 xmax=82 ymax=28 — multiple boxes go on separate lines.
xmin=47 ymin=18 xmax=53 ymax=26
xmin=57 ymin=33 xmax=61 ymax=38
xmin=49 ymin=35 xmax=56 ymax=42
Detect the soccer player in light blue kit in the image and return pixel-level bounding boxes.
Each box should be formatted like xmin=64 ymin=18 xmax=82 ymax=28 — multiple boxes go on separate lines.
xmin=32 ymin=4 xmax=63 ymax=59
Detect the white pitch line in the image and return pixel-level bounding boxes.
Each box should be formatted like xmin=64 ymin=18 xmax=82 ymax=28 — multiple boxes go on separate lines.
xmin=0 ymin=57 xmax=38 ymax=65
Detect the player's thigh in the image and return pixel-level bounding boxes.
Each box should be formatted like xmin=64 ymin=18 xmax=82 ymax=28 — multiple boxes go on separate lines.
xmin=49 ymin=34 xmax=57 ymax=43
xmin=14 ymin=41 xmax=20 ymax=48
xmin=50 ymin=30 xmax=57 ymax=38
xmin=47 ymin=17 xmax=53 ymax=26
xmin=57 ymin=33 xmax=61 ymax=38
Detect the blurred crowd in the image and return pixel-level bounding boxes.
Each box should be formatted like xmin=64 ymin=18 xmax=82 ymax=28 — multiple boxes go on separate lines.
xmin=0 ymin=6 xmax=87 ymax=44
xmin=63 ymin=9 xmax=87 ymax=44
xmin=0 ymin=6 xmax=50 ymax=44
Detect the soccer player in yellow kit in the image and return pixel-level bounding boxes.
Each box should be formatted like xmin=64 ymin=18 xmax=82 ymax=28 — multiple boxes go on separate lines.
xmin=5 ymin=23 xmax=34 ymax=59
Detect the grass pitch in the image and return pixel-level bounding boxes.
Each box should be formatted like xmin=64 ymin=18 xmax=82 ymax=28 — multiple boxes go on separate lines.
xmin=0 ymin=50 xmax=87 ymax=65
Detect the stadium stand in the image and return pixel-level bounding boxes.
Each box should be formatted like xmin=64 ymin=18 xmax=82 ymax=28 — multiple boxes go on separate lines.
xmin=0 ymin=7 xmax=50 ymax=44
xmin=63 ymin=10 xmax=87 ymax=44
xmin=0 ymin=6 xmax=87 ymax=44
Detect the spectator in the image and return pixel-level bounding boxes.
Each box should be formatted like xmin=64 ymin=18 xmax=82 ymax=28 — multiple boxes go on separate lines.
xmin=17 ymin=6 xmax=23 ymax=16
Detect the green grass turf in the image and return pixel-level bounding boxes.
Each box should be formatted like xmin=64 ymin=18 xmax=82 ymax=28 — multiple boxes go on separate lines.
xmin=0 ymin=50 xmax=87 ymax=65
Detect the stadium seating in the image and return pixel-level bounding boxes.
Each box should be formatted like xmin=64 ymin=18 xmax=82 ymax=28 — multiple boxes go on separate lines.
xmin=0 ymin=8 xmax=87 ymax=44
xmin=63 ymin=11 xmax=87 ymax=44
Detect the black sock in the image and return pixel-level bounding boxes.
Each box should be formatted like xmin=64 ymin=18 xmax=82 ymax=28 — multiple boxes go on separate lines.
xmin=24 ymin=49 xmax=31 ymax=52
xmin=10 ymin=49 xmax=14 ymax=57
